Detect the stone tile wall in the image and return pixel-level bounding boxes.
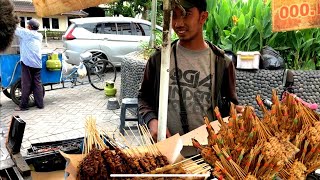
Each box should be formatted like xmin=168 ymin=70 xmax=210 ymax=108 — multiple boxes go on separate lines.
xmin=121 ymin=57 xmax=320 ymax=115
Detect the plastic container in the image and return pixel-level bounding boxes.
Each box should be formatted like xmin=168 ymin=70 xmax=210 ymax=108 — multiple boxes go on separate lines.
xmin=236 ymin=51 xmax=260 ymax=70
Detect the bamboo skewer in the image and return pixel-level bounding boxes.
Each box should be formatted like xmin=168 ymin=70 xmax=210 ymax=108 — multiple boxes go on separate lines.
xmin=128 ymin=125 xmax=143 ymax=147
xmin=139 ymin=125 xmax=157 ymax=155
xmin=142 ymin=124 xmax=162 ymax=155
xmin=137 ymin=125 xmax=154 ymax=155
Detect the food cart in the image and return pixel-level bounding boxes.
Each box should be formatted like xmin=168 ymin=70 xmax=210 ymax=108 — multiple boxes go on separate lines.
xmin=0 ymin=53 xmax=62 ymax=106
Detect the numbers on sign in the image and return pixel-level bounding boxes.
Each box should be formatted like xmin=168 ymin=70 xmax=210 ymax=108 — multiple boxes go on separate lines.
xmin=279 ymin=3 xmax=314 ymax=19
xmin=280 ymin=6 xmax=289 ymax=19
xmin=300 ymin=4 xmax=309 ymax=16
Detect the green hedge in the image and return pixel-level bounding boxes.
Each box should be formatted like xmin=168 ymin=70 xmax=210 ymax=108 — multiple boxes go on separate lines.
xmin=39 ymin=31 xmax=64 ymax=40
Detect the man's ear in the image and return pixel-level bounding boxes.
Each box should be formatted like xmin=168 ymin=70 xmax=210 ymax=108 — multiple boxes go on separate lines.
xmin=200 ymin=11 xmax=208 ymax=25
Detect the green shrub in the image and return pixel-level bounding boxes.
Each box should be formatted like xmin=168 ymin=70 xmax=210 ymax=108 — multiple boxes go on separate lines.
xmin=139 ymin=30 xmax=179 ymax=60
xmin=39 ymin=31 xmax=64 ymax=40
xmin=205 ymin=0 xmax=320 ymax=70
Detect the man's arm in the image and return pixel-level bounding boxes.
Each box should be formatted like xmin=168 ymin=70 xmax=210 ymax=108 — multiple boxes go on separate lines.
xmin=15 ymin=27 xmax=28 ymax=38
xmin=225 ymin=61 xmax=245 ymax=113
xmin=138 ymin=54 xmax=158 ymax=125
xmin=138 ymin=52 xmax=172 ymax=141
xmin=224 ymin=60 xmax=238 ymax=105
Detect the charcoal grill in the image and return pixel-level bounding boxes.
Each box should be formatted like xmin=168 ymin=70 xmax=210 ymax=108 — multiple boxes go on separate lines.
xmin=25 ymin=137 xmax=83 ymax=172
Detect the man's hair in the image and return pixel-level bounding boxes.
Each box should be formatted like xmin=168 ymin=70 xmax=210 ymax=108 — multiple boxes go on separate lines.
xmin=0 ymin=0 xmax=18 ymax=52
xmin=179 ymin=0 xmax=207 ymax=12
xmin=27 ymin=19 xmax=40 ymax=30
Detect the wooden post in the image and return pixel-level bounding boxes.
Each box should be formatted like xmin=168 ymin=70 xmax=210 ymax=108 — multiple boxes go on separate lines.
xmin=157 ymin=0 xmax=172 ymax=142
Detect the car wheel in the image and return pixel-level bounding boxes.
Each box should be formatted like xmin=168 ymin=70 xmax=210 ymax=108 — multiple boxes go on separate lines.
xmin=89 ymin=51 xmax=108 ymax=73
xmin=90 ymin=51 xmax=108 ymax=63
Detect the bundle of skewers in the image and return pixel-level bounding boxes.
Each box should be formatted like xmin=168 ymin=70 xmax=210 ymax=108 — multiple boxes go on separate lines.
xmin=192 ymin=90 xmax=320 ymax=179
xmin=77 ymin=116 xmax=210 ymax=180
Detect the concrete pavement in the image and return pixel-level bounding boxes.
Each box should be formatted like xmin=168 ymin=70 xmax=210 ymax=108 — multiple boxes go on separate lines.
xmin=0 ymin=72 xmax=138 ymax=157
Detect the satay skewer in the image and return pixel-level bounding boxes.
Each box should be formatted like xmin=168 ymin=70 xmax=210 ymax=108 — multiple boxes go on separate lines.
xmin=118 ymin=132 xmax=142 ymax=156
xmin=142 ymin=124 xmax=162 ymax=155
xmin=140 ymin=124 xmax=158 ymax=152
xmin=137 ymin=125 xmax=155 ymax=154
xmin=136 ymin=124 xmax=149 ymax=150
xmin=192 ymin=166 xmax=212 ymax=174
xmin=128 ymin=125 xmax=143 ymax=147
xmin=139 ymin=125 xmax=157 ymax=155
xmin=100 ymin=130 xmax=117 ymax=148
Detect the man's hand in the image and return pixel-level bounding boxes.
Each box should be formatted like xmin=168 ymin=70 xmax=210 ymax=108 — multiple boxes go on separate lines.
xmin=236 ymin=105 xmax=244 ymax=113
xmin=148 ymin=119 xmax=171 ymax=142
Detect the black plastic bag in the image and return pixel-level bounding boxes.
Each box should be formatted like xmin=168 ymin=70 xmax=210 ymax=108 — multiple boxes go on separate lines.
xmin=260 ymin=46 xmax=285 ymax=70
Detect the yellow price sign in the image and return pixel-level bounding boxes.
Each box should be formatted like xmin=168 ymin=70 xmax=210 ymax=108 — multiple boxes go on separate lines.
xmin=272 ymin=0 xmax=320 ymax=32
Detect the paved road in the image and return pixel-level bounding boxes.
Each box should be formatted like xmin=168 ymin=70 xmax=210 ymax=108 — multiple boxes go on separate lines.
xmin=1 ymin=40 xmax=141 ymax=159
xmin=1 ymin=74 xmax=130 ymax=156
xmin=0 ymin=38 xmax=145 ymax=158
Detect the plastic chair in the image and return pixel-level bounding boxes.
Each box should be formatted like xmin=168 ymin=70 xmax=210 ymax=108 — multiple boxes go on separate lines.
xmin=119 ymin=98 xmax=142 ymax=135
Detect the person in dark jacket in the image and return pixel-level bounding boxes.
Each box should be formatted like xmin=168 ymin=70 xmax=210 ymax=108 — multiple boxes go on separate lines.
xmin=138 ymin=0 xmax=243 ymax=140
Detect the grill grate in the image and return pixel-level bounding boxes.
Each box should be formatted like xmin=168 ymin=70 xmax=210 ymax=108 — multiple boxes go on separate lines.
xmin=25 ymin=137 xmax=83 ymax=172
xmin=29 ymin=137 xmax=83 ymax=154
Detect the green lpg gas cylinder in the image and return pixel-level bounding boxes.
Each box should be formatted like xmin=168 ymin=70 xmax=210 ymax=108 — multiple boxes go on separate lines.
xmin=46 ymin=53 xmax=62 ymax=71
xmin=104 ymin=81 xmax=117 ymax=97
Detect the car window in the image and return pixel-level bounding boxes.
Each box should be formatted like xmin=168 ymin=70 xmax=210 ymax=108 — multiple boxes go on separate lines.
xmin=65 ymin=23 xmax=75 ymax=34
xmin=133 ymin=23 xmax=144 ymax=36
xmin=139 ymin=23 xmax=151 ymax=36
xmin=81 ymin=23 xmax=103 ymax=34
xmin=104 ymin=23 xmax=117 ymax=34
xmin=117 ymin=23 xmax=132 ymax=35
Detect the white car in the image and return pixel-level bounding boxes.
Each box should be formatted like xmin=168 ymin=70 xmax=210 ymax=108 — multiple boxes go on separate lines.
xmin=63 ymin=17 xmax=162 ymax=67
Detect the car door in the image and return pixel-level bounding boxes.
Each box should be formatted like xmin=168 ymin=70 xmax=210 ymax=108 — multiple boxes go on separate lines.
xmin=99 ymin=22 xmax=141 ymax=66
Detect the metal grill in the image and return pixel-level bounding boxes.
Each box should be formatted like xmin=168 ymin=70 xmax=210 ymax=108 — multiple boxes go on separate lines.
xmin=25 ymin=137 xmax=83 ymax=172
xmin=28 ymin=137 xmax=83 ymax=154
xmin=0 ymin=167 xmax=23 ymax=180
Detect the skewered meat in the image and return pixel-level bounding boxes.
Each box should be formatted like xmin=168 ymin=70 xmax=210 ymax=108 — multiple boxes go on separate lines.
xmin=156 ymin=155 xmax=169 ymax=167
xmin=192 ymin=138 xmax=218 ymax=166
xmin=145 ymin=153 xmax=158 ymax=170
xmin=288 ymin=161 xmax=307 ymax=180
xmin=114 ymin=147 xmax=137 ymax=174
xmin=244 ymin=174 xmax=257 ymax=180
xmin=77 ymin=148 xmax=109 ymax=180
xmin=306 ymin=122 xmax=320 ymax=147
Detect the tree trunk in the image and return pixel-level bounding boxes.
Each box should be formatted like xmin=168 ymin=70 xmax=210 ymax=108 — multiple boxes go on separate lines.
xmin=141 ymin=6 xmax=149 ymax=20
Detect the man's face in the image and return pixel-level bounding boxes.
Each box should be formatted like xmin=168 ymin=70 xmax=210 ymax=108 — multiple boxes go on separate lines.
xmin=27 ymin=24 xmax=32 ymax=30
xmin=172 ymin=6 xmax=208 ymax=41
